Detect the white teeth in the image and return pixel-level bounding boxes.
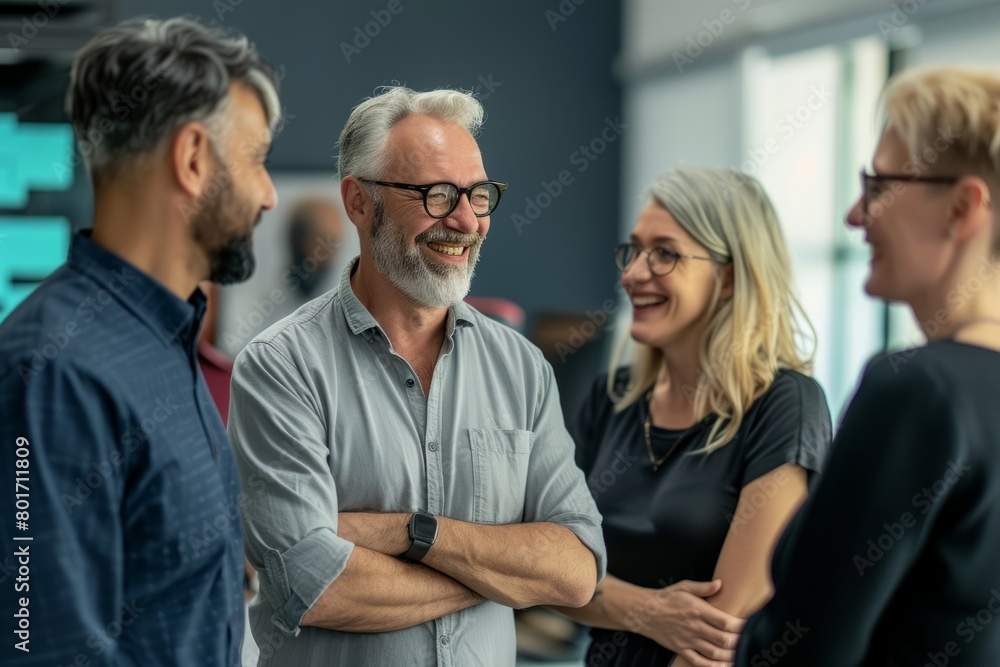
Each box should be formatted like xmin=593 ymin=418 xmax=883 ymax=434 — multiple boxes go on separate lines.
xmin=632 ymin=296 xmax=667 ymax=307
xmin=428 ymin=242 xmax=464 ymax=256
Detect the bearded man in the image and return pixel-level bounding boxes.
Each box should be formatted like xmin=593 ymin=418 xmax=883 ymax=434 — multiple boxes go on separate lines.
xmin=227 ymin=86 xmax=605 ymax=666
xmin=0 ymin=17 xmax=280 ymax=667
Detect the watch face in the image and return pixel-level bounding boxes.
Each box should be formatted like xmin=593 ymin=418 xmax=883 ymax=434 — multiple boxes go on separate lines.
xmin=410 ymin=513 xmax=438 ymax=542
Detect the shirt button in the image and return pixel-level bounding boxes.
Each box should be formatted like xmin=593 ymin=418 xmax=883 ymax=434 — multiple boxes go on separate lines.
xmin=405 ymin=378 xmax=415 ymax=388
xmin=440 ymin=635 xmax=450 ymax=646
xmin=428 ymin=442 xmax=438 ymax=452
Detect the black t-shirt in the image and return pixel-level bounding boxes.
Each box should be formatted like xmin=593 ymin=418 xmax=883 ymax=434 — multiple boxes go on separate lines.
xmin=737 ymin=341 xmax=1000 ymax=666
xmin=573 ymin=368 xmax=832 ymax=666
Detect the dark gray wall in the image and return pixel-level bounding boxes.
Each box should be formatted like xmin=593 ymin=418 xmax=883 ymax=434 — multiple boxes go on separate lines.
xmin=118 ymin=0 xmax=623 ymax=328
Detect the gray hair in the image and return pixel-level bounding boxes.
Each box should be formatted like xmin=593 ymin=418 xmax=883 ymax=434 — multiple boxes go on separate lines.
xmin=67 ymin=16 xmax=281 ymax=180
xmin=337 ymin=86 xmax=484 ymax=181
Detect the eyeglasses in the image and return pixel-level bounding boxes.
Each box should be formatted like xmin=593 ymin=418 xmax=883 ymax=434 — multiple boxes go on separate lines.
xmin=859 ymin=169 xmax=958 ymax=214
xmin=360 ymin=179 xmax=508 ymax=218
xmin=614 ymin=243 xmax=719 ymax=277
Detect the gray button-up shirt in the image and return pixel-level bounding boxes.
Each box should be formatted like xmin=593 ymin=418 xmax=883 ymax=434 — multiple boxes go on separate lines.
xmin=228 ymin=260 xmax=606 ymax=667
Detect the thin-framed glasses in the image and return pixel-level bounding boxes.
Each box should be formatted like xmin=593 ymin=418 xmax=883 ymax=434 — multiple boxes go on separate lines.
xmin=859 ymin=169 xmax=958 ymax=214
xmin=360 ymin=179 xmax=508 ymax=218
xmin=613 ymin=243 xmax=719 ymax=277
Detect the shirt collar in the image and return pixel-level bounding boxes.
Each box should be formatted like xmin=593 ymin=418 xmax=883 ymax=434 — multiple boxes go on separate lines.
xmin=339 ymin=256 xmax=476 ymax=342
xmin=69 ymin=231 xmax=206 ymax=347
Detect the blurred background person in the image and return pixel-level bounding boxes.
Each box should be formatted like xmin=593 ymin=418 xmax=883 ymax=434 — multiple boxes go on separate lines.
xmin=736 ymin=65 xmax=1000 ymax=667
xmin=283 ymin=197 xmax=345 ymax=310
xmin=212 ymin=193 xmax=353 ymax=356
xmin=552 ymin=168 xmax=831 ymax=667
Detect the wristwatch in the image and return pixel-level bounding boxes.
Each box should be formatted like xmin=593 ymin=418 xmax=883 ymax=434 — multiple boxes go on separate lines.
xmin=403 ymin=512 xmax=438 ymax=562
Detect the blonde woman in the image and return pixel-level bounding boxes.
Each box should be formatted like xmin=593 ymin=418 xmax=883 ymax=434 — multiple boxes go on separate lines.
xmin=553 ymin=167 xmax=832 ymax=667
xmin=736 ymin=66 xmax=1000 ymax=666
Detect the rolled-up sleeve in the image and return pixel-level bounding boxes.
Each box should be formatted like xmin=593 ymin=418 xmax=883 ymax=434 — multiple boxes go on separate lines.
xmin=228 ymin=341 xmax=354 ymax=636
xmin=523 ymin=352 xmax=607 ymax=582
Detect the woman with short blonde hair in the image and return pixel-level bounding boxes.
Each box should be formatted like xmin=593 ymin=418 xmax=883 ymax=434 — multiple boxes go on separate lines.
xmin=553 ymin=167 xmax=832 ymax=667
xmin=737 ymin=65 xmax=1000 ymax=665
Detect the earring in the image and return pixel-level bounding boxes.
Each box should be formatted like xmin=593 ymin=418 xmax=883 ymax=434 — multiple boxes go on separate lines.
xmin=946 ymin=227 xmax=955 ymax=240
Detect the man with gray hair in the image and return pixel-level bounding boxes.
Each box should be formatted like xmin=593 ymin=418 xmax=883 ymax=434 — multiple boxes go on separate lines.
xmin=228 ymin=86 xmax=605 ymax=665
xmin=0 ymin=17 xmax=280 ymax=666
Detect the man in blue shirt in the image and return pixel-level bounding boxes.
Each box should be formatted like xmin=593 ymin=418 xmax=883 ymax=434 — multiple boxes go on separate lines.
xmin=0 ymin=17 xmax=281 ymax=666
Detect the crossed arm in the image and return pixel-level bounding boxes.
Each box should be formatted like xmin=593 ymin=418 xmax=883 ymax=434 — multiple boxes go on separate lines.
xmin=300 ymin=513 xmax=597 ymax=632
xmin=299 ymin=543 xmax=484 ymax=632
xmin=231 ymin=341 xmax=602 ymax=635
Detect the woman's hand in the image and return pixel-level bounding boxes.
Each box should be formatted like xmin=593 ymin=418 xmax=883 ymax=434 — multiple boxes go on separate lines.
xmin=628 ymin=579 xmax=744 ymax=667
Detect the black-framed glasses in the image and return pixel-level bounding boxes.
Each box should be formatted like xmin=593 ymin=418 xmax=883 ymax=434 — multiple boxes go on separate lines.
xmin=859 ymin=169 xmax=958 ymax=214
xmin=614 ymin=243 xmax=719 ymax=277
xmin=360 ymin=179 xmax=508 ymax=218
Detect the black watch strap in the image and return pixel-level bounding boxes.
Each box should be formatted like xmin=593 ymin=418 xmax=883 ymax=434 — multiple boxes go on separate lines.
xmin=403 ymin=512 xmax=438 ymax=562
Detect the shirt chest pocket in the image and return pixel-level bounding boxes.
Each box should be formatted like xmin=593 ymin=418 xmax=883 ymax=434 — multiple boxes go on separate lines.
xmin=469 ymin=428 xmax=533 ymax=525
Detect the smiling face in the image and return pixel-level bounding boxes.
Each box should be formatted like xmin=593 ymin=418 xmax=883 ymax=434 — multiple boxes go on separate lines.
xmin=845 ymin=126 xmax=957 ymax=303
xmin=622 ymin=200 xmax=725 ymax=352
xmin=366 ymin=114 xmax=488 ymax=307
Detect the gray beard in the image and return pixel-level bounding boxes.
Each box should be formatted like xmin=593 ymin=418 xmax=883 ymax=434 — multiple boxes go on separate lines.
xmin=368 ymin=200 xmax=482 ymax=307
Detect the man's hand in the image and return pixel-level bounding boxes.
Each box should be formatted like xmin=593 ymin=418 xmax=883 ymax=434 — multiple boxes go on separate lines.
xmin=626 ymin=580 xmax=744 ymax=667
xmin=338 ymin=511 xmax=411 ymax=556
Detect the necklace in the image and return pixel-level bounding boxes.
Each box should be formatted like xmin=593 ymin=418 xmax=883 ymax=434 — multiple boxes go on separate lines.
xmin=642 ymin=391 xmax=694 ymax=472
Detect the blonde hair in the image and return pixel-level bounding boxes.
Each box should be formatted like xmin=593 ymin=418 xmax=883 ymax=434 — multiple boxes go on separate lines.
xmin=608 ymin=167 xmax=814 ymax=454
xmin=882 ymin=66 xmax=1000 ymax=176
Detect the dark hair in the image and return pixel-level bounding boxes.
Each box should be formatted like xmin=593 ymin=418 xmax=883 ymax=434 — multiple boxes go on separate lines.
xmin=66 ymin=16 xmax=280 ymax=181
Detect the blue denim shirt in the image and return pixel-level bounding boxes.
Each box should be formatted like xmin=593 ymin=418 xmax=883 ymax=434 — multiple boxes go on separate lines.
xmin=0 ymin=232 xmax=244 ymax=666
